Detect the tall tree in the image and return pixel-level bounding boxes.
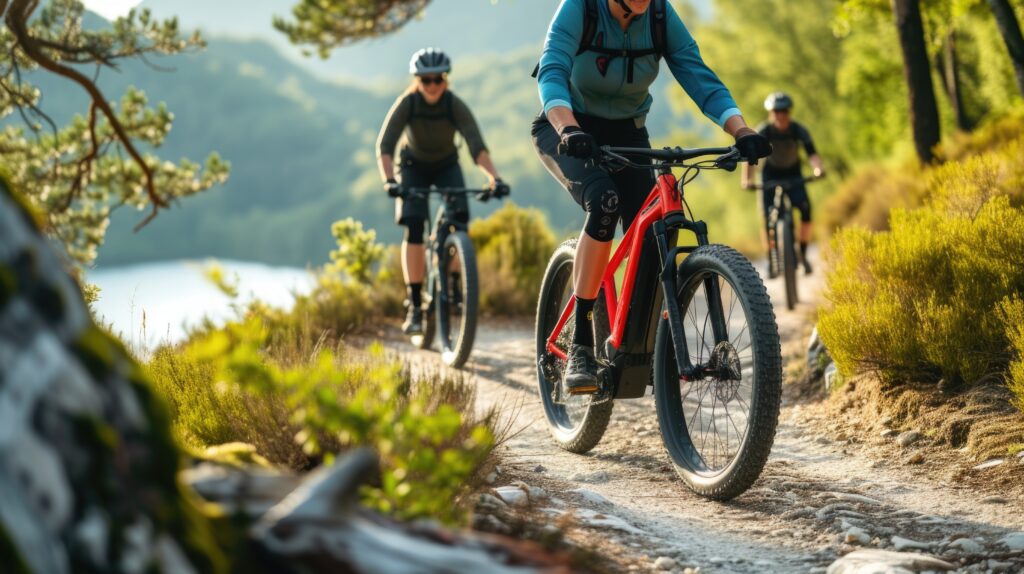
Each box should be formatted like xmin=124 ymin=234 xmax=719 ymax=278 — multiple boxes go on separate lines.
xmin=891 ymin=0 xmax=941 ymax=163
xmin=0 ymin=0 xmax=229 ymax=265
xmin=986 ymin=0 xmax=1024 ymax=96
xmin=937 ymin=31 xmax=975 ymax=131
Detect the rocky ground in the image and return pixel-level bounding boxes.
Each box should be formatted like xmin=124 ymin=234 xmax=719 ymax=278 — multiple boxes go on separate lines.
xmin=383 ymin=258 xmax=1024 ymax=574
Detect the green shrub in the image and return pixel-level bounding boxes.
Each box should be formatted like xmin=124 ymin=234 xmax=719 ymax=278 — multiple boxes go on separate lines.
xmin=1003 ymin=298 xmax=1024 ymax=411
xmin=470 ymin=202 xmax=557 ymax=316
xmin=149 ymin=319 xmax=495 ymax=522
xmin=819 ymin=154 xmax=1024 ymax=393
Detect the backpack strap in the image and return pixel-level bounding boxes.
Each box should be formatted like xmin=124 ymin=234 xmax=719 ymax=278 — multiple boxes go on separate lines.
xmin=576 ymin=0 xmax=599 ymax=56
xmin=650 ymin=0 xmax=667 ymax=59
xmin=408 ymin=91 xmax=456 ymax=126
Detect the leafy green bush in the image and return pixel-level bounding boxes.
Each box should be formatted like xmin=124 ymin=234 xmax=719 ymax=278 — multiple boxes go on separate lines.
xmin=1003 ymin=299 xmax=1024 ymax=411
xmin=149 ymin=319 xmax=495 ymax=522
xmin=819 ymin=147 xmax=1024 ymax=397
xmin=470 ymin=202 xmax=557 ymax=316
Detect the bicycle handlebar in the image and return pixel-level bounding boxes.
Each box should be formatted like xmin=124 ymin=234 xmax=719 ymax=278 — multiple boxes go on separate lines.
xmin=596 ymin=145 xmax=742 ymax=172
xmin=401 ymin=186 xmax=504 ymax=201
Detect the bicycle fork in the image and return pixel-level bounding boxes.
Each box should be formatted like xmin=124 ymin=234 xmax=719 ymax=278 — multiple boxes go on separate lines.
xmin=653 ymin=218 xmax=729 ymax=381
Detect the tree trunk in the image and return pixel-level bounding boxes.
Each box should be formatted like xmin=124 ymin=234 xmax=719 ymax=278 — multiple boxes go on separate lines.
xmin=986 ymin=0 xmax=1024 ymax=96
xmin=937 ymin=31 xmax=974 ymax=132
xmin=891 ymin=0 xmax=942 ymax=164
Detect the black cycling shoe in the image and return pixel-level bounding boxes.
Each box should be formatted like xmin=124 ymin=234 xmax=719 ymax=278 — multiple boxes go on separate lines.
xmin=402 ymin=306 xmax=424 ymax=335
xmin=563 ymin=344 xmax=599 ymax=395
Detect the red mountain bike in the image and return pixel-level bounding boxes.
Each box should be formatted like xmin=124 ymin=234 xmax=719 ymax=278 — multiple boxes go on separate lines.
xmin=535 ymin=145 xmax=782 ymax=500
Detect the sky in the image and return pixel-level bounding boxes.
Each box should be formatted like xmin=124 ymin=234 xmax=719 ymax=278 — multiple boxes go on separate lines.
xmin=81 ymin=0 xmax=142 ymax=21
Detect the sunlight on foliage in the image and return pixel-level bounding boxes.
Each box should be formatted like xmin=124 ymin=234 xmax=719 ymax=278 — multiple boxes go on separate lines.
xmin=819 ymin=127 xmax=1024 ymax=407
xmin=470 ymin=203 xmax=557 ymax=316
xmin=149 ymin=318 xmax=495 ymax=522
xmin=328 ymin=217 xmax=389 ymax=286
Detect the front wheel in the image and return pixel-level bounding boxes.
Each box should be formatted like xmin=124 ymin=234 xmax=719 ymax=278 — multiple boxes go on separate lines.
xmin=653 ymin=244 xmax=782 ymax=500
xmin=535 ymin=239 xmax=613 ymax=454
xmin=436 ymin=231 xmax=478 ymax=368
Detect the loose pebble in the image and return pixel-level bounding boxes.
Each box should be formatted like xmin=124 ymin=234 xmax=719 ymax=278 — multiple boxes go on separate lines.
xmin=972 ymin=459 xmax=1005 ymax=470
xmin=845 ymin=527 xmax=871 ymax=546
xmin=947 ymin=537 xmax=984 ymax=554
xmin=896 ymin=430 xmax=921 ymax=448
xmin=998 ymin=532 xmax=1024 ymax=551
xmin=653 ymin=556 xmax=677 ymax=570
xmin=891 ymin=536 xmax=931 ymax=551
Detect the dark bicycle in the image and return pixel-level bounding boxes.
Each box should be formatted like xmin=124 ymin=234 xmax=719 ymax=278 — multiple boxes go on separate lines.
xmin=405 ymin=186 xmax=506 ymax=368
xmin=753 ymin=176 xmax=818 ymax=311
xmin=536 ymin=144 xmax=783 ymax=500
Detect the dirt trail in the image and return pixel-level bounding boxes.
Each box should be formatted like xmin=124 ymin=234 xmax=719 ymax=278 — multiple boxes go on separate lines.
xmin=390 ymin=257 xmax=1024 ymax=573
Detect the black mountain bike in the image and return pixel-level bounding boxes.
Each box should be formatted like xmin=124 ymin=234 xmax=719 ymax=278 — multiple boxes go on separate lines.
xmin=536 ymin=144 xmax=782 ymax=500
xmin=405 ymin=186 xmax=504 ymax=368
xmin=755 ymin=176 xmax=817 ymax=311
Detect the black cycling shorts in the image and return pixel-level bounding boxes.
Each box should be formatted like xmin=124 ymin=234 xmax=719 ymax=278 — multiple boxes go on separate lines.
xmin=762 ymin=180 xmax=812 ymax=223
xmin=531 ymin=112 xmax=655 ymax=240
xmin=396 ymin=151 xmax=469 ymax=243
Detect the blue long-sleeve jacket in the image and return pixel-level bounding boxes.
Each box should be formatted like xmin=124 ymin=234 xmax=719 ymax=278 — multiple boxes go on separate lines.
xmin=538 ymin=0 xmax=741 ymax=127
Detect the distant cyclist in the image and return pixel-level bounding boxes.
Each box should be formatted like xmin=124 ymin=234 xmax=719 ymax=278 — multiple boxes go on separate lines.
xmin=533 ymin=0 xmax=771 ymax=393
xmin=377 ymin=48 xmax=509 ymax=335
xmin=741 ymin=92 xmax=824 ymax=275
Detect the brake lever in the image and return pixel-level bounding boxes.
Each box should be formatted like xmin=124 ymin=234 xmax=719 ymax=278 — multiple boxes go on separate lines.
xmin=714 ymin=149 xmax=741 ymax=172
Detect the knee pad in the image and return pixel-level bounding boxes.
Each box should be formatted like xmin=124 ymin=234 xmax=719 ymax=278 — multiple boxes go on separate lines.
xmin=404 ymin=219 xmax=426 ymax=244
xmin=583 ymin=187 xmax=620 ymax=241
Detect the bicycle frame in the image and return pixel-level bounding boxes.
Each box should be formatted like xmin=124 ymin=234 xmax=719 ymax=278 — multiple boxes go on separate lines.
xmin=544 ymin=166 xmax=717 ymax=396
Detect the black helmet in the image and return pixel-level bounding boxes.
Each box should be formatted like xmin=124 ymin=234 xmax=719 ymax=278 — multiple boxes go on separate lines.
xmin=409 ymin=48 xmax=451 ymax=76
xmin=764 ymin=91 xmax=794 ymax=111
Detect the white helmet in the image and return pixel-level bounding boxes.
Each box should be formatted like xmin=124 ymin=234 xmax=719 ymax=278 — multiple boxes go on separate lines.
xmin=409 ymin=48 xmax=451 ymax=76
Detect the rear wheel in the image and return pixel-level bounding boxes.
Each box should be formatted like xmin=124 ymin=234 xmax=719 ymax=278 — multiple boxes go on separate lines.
xmin=535 ymin=239 xmax=613 ymax=454
xmin=781 ymin=211 xmax=798 ymax=310
xmin=436 ymin=231 xmax=478 ymax=368
xmin=653 ymin=244 xmax=782 ymax=500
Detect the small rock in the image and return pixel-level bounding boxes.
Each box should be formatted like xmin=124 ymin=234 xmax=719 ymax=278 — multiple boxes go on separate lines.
xmin=947 ymin=537 xmax=984 ymax=554
xmin=891 ymin=536 xmax=931 ymax=551
xmin=907 ymin=451 xmax=926 ymax=465
xmin=980 ymin=495 xmax=1008 ymax=504
xmin=493 ymin=486 xmax=529 ymax=507
xmin=988 ymin=559 xmax=1015 ymax=572
xmin=533 ymin=465 xmax=547 ymax=473
xmin=474 ymin=514 xmax=510 ymax=535
xmin=653 ymin=556 xmax=677 ymax=570
xmin=896 ymin=430 xmax=921 ymax=448
xmin=682 ymin=568 xmax=700 ymax=574
xmin=477 ymin=493 xmax=507 ymax=510
xmin=972 ymin=459 xmax=1005 ymax=471
xmin=570 ymin=470 xmax=611 ymax=483
xmin=828 ymin=492 xmax=883 ymax=506
xmin=880 ymin=416 xmax=894 ymax=427
xmin=824 ymin=363 xmax=839 ymax=390
xmin=825 ymin=549 xmax=954 ymax=573
xmin=485 ymin=472 xmax=498 ymax=484
xmin=540 ymin=524 xmax=560 ymax=537
xmin=998 ymin=532 xmax=1024 ymax=551
xmin=880 ymin=429 xmax=898 ymax=439
xmin=569 ymin=488 xmax=611 ymax=506
xmin=845 ymin=527 xmax=871 ymax=546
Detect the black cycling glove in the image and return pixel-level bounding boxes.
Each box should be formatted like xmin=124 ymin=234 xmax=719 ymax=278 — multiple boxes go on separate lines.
xmin=384 ymin=178 xmax=401 ymax=198
xmin=492 ymin=178 xmax=511 ymax=198
xmin=557 ymin=126 xmax=598 ymax=160
xmin=735 ymin=132 xmax=772 ymax=165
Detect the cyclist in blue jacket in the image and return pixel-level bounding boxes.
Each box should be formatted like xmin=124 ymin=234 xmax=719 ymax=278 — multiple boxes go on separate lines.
xmin=532 ymin=0 xmax=771 ymax=393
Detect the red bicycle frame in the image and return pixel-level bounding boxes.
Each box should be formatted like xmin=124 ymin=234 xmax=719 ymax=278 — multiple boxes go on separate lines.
xmin=545 ymin=171 xmax=685 ymax=361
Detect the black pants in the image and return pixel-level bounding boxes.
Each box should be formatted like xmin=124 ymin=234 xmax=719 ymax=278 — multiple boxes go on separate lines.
xmin=762 ymin=177 xmax=812 ymax=224
xmin=397 ymin=151 xmax=468 ymax=244
xmin=531 ymin=113 xmax=655 ymax=241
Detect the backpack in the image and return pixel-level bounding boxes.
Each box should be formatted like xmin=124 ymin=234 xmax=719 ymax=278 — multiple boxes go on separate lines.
xmin=407 ymin=90 xmax=456 ymax=125
xmin=532 ymin=0 xmax=668 ymax=84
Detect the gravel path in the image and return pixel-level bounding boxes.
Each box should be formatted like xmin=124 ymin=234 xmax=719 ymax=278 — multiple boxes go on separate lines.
xmin=388 ymin=254 xmax=1024 ymax=573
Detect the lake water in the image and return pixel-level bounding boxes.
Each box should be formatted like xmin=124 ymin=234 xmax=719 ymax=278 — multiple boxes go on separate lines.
xmin=88 ymin=260 xmax=315 ymax=348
